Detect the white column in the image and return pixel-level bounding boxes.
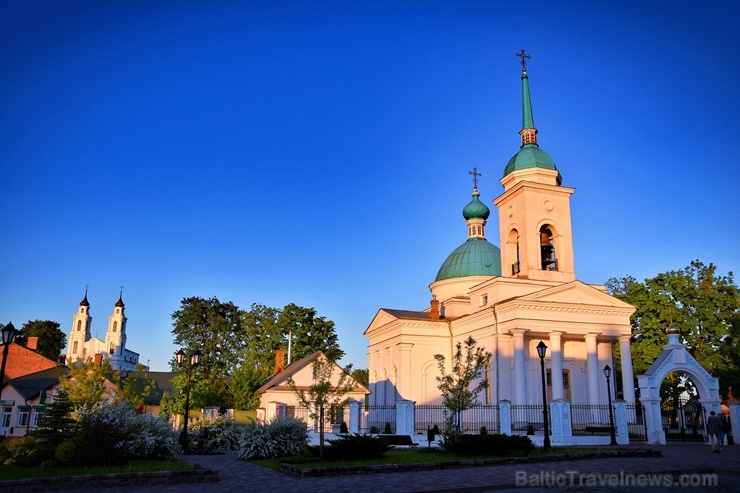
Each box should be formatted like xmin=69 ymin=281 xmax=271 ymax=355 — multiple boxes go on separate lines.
xmin=549 ymin=331 xmax=564 ymax=401
xmin=511 ymin=329 xmax=527 ymax=405
xmin=585 ymin=333 xmax=600 ymax=406
xmin=618 ymin=335 xmax=636 ymax=403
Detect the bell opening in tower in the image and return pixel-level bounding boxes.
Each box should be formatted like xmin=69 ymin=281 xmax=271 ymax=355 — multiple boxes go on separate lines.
xmin=540 ymin=226 xmax=557 ymax=271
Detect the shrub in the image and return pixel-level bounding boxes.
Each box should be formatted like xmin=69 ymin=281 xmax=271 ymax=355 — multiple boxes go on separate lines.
xmin=321 ymin=433 xmax=390 ymax=461
xmin=369 ymin=426 xmax=379 ymax=433
xmin=480 ymin=426 xmax=488 ymax=435
xmin=1 ymin=436 xmax=43 ymax=467
xmin=384 ymin=422 xmax=392 ymax=434
xmin=237 ymin=416 xmax=308 ymax=460
xmin=187 ymin=415 xmax=244 ymax=453
xmin=445 ymin=433 xmax=535 ymax=456
xmin=339 ymin=421 xmax=348 ymax=434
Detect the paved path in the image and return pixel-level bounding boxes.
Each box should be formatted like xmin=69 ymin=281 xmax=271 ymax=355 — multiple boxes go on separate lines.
xmin=57 ymin=443 xmax=740 ymax=492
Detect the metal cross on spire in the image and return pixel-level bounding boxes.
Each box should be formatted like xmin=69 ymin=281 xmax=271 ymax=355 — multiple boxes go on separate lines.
xmin=516 ymin=49 xmax=531 ymax=73
xmin=469 ymin=167 xmax=482 ymax=191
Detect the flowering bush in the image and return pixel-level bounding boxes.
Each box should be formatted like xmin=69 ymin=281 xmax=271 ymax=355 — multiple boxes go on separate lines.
xmin=237 ymin=415 xmax=308 ymax=459
xmin=186 ymin=414 xmax=245 ymax=453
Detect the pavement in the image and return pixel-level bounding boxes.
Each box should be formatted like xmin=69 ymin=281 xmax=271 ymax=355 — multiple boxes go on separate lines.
xmin=41 ymin=442 xmax=740 ymax=492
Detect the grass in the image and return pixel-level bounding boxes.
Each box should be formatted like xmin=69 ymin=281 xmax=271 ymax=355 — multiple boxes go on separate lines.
xmin=248 ymin=446 xmax=617 ymax=471
xmin=0 ymin=459 xmax=195 ymax=481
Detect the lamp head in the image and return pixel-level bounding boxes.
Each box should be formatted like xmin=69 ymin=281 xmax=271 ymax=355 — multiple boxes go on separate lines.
xmin=191 ymin=349 xmax=202 ymax=366
xmin=2 ymin=322 xmax=18 ymax=346
xmin=176 ymin=349 xmax=185 ymax=365
xmin=603 ymin=365 xmax=612 ymax=379
xmin=536 ymin=340 xmax=547 ymax=359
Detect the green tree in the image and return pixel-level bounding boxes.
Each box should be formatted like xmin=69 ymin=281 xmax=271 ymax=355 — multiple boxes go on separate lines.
xmin=116 ymin=363 xmax=158 ymax=410
xmin=279 ymin=304 xmax=344 ymax=361
xmin=607 ymin=260 xmax=739 ymax=398
xmin=171 ymin=296 xmax=244 ymax=409
xmin=350 ymin=368 xmax=369 ymax=387
xmin=15 ymin=320 xmax=66 ymax=361
xmin=434 ymin=336 xmax=491 ymax=444
xmin=287 ymin=354 xmax=356 ymax=458
xmin=60 ymin=357 xmax=116 ymax=412
xmin=29 ymin=389 xmax=77 ymax=461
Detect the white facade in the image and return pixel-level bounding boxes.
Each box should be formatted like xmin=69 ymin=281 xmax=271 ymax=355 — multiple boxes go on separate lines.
xmin=66 ymin=291 xmax=140 ymax=371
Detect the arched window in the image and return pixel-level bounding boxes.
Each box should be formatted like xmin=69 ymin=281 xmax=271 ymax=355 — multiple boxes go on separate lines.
xmin=73 ymin=341 xmax=78 ymax=354
xmin=112 ymin=321 xmax=117 ymax=332
xmin=77 ymin=320 xmax=81 ymax=331
xmin=507 ymin=229 xmax=520 ymax=275
xmin=110 ymin=344 xmax=115 ymax=355
xmin=539 ymin=225 xmax=557 ymax=271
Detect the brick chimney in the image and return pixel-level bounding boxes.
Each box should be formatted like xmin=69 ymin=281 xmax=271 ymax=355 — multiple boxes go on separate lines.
xmin=59 ymin=354 xmax=67 ymax=365
xmin=93 ymin=353 xmax=103 ymax=368
xmin=274 ymin=349 xmax=285 ymax=374
xmin=27 ymin=337 xmax=39 ymax=351
xmin=430 ymin=295 xmax=440 ymax=319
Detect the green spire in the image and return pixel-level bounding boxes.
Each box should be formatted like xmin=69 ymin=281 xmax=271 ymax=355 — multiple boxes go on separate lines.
xmin=521 ymin=70 xmax=535 ymax=131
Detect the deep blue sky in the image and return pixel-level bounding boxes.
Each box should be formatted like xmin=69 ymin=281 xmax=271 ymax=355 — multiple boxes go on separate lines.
xmin=1 ymin=1 xmax=738 ymax=372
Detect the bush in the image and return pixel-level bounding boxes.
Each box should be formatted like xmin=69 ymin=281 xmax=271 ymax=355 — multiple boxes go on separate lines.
xmin=186 ymin=415 xmax=244 ymax=453
xmin=445 ymin=433 xmax=535 ymax=456
xmin=384 ymin=422 xmax=392 ymax=434
xmin=339 ymin=421 xmax=348 ymax=433
xmin=1 ymin=436 xmax=44 ymax=467
xmin=321 ymin=433 xmax=390 ymax=461
xmin=369 ymin=426 xmax=379 ymax=433
xmin=237 ymin=416 xmax=308 ymax=460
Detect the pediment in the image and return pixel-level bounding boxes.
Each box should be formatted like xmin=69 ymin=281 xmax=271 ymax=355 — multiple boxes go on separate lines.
xmin=364 ymin=309 xmax=401 ymax=336
xmin=513 ymin=280 xmax=635 ymax=310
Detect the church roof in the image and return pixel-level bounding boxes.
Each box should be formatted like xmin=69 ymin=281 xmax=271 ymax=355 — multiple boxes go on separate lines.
xmin=435 ymin=238 xmax=501 ymax=281
xmin=382 ymin=309 xmax=436 ymax=320
xmin=462 ymin=191 xmax=490 ymax=220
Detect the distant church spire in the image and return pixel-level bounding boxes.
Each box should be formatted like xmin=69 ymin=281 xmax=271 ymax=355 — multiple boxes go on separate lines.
xmin=516 ymin=49 xmax=538 ymax=147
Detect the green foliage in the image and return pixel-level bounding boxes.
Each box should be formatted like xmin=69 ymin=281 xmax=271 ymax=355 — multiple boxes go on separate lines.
xmin=607 ymin=260 xmax=739 ymax=396
xmin=186 ymin=415 xmax=245 ymax=453
xmin=321 ymin=433 xmax=390 ymax=460
xmin=236 ymin=415 xmax=309 ymax=459
xmin=445 ymin=433 xmax=534 ymax=456
xmin=434 ymin=336 xmax=491 ymax=442
xmin=29 ymin=390 xmax=77 ymax=462
xmin=115 ymin=363 xmax=158 ymax=410
xmin=0 ymin=436 xmax=44 ymax=467
xmin=60 ymin=357 xmax=116 ymax=412
xmin=15 ymin=320 xmax=66 ymax=361
xmin=350 ymin=368 xmax=369 ymax=387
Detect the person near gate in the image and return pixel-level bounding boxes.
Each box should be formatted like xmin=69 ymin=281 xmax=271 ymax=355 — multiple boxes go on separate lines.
xmin=706 ymin=410 xmax=722 ymax=453
xmin=720 ymin=413 xmax=730 ymax=450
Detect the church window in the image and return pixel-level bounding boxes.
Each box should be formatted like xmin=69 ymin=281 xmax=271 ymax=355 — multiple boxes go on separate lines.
xmin=507 ymin=229 xmax=520 ymax=275
xmin=480 ymin=294 xmax=488 ymax=306
xmin=73 ymin=341 xmax=78 ymax=354
xmin=113 ymin=321 xmax=117 ymax=332
xmin=110 ymin=345 xmax=115 ymax=355
xmin=77 ymin=320 xmax=81 ymax=331
xmin=539 ymin=225 xmax=558 ymax=271
xmin=546 ymin=369 xmax=571 ymax=401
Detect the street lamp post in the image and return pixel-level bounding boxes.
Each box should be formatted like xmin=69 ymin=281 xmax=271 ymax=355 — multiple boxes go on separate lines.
xmin=603 ymin=365 xmax=618 ymax=445
xmin=0 ymin=322 xmax=19 ymax=402
xmin=176 ymin=348 xmax=202 ymax=454
xmin=536 ymin=341 xmax=551 ymax=450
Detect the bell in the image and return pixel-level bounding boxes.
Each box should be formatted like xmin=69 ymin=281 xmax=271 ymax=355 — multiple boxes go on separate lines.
xmin=540 ymin=231 xmax=552 ymax=246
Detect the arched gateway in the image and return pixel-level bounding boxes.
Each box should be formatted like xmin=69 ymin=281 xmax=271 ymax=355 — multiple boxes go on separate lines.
xmin=637 ymin=325 xmax=721 ymax=445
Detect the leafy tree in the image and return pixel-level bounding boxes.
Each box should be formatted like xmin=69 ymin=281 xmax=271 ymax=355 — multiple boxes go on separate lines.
xmin=434 ymin=336 xmax=491 ymax=444
xmin=607 ymin=260 xmax=739 ymax=398
xmin=15 ymin=320 xmax=66 ymax=361
xmin=287 ymin=354 xmax=356 ymax=458
xmin=29 ymin=389 xmax=77 ymax=461
xmin=171 ymin=296 xmax=244 ymax=409
xmin=115 ymin=363 xmax=158 ymax=410
xmin=279 ymin=304 xmax=344 ymax=361
xmin=350 ymin=368 xmax=369 ymax=387
xmin=60 ymin=357 xmax=116 ymax=412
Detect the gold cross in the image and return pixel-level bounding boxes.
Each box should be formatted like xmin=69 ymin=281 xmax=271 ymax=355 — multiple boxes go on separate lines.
xmin=516 ymin=49 xmax=531 ymax=72
xmin=469 ymin=167 xmax=482 ymax=190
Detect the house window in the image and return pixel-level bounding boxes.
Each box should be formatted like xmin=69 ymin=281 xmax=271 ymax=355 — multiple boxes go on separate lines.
xmin=17 ymin=407 xmax=29 ymax=427
xmin=1 ymin=407 xmax=11 ymax=428
xmin=32 ymin=409 xmax=41 ymax=427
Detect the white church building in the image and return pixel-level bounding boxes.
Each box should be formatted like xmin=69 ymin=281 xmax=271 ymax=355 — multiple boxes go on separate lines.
xmin=365 ymin=56 xmax=637 ymax=413
xmin=66 ymin=291 xmax=141 ymax=371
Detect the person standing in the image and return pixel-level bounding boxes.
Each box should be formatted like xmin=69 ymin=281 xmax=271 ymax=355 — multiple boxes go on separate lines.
xmin=720 ymin=414 xmax=731 ymax=450
xmin=706 ymin=410 xmax=722 ymax=453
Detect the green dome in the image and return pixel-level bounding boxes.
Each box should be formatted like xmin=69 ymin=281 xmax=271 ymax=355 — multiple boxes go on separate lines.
xmin=503 ymin=144 xmax=558 ymax=177
xmin=462 ymin=193 xmax=490 ymax=220
xmin=435 ymin=238 xmax=502 ymax=281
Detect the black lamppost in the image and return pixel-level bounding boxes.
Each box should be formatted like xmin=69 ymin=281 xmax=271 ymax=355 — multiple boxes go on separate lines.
xmin=0 ymin=322 xmax=19 ymax=402
xmin=176 ymin=348 xmax=202 ymax=453
xmin=603 ymin=365 xmax=618 ymax=445
xmin=536 ymin=341 xmax=551 ymax=450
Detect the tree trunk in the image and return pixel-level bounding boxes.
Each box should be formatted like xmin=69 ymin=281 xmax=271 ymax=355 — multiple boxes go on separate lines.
xmin=319 ymin=406 xmax=325 ymax=458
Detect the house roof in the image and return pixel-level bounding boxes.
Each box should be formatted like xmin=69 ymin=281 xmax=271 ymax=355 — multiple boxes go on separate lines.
xmin=6 ymin=366 xmax=69 ymax=401
xmin=143 ymin=371 xmax=178 ymax=405
xmin=256 ymin=351 xmax=369 ymax=395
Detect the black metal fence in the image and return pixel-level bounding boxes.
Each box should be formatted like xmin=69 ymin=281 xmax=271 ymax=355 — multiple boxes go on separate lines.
xmin=570 ymin=404 xmax=613 ymax=435
xmin=414 ymin=405 xmax=500 ymax=435
xmin=359 ymin=405 xmax=396 ymax=434
xmin=511 ymin=404 xmax=549 ymax=434
xmin=626 ymin=403 xmax=647 ymax=441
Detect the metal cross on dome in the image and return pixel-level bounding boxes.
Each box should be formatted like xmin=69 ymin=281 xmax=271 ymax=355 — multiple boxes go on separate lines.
xmin=516 ymin=49 xmax=531 ymax=72
xmin=469 ymin=167 xmax=482 ymax=190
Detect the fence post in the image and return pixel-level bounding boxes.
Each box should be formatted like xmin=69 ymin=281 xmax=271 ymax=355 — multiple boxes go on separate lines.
xmin=499 ymin=400 xmax=511 ymax=436
xmin=614 ymin=399 xmax=628 ymax=444
xmin=396 ymin=400 xmax=415 ymax=435
xmin=550 ymin=399 xmax=572 ymax=437
xmin=348 ymin=399 xmax=362 ymax=434
xmin=729 ymin=403 xmax=739 ymax=445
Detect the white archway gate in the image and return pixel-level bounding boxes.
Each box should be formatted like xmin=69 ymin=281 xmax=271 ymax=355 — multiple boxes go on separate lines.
xmin=637 ymin=326 xmax=720 ymax=445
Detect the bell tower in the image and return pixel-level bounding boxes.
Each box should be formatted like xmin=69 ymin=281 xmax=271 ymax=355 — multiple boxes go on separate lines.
xmin=494 ymin=51 xmax=575 ymax=283
xmin=69 ymin=289 xmax=92 ymax=360
xmin=105 ymin=290 xmax=127 ymax=357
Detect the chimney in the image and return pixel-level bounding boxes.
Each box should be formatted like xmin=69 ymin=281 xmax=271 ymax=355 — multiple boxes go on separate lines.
xmin=274 ymin=349 xmax=285 ymax=374
xmin=93 ymin=353 xmax=103 ymax=368
xmin=27 ymin=337 xmax=39 ymax=351
xmin=59 ymin=354 xmax=67 ymax=365
xmin=430 ymin=295 xmax=440 ymax=319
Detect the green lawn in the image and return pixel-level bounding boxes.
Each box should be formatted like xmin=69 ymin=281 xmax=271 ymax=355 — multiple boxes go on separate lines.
xmin=0 ymin=459 xmax=195 ymax=481
xmin=248 ymin=446 xmax=610 ymax=471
